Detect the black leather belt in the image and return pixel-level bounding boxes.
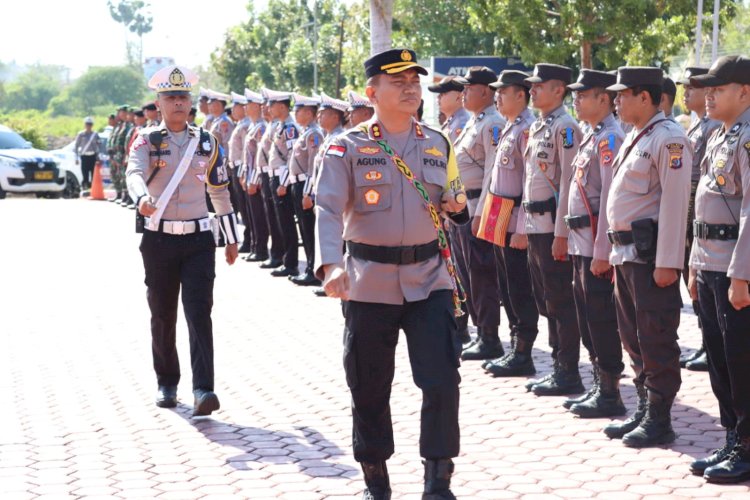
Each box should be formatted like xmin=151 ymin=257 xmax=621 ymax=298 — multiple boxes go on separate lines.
xmin=523 ymin=197 xmax=557 ymax=215
xmin=565 ymin=214 xmax=597 ymax=230
xmin=465 ymin=189 xmax=482 ymax=200
xmin=694 ymin=220 xmax=739 ymax=240
xmin=346 ymin=240 xmax=440 ymax=265
xmin=607 ymin=230 xmax=634 ymax=246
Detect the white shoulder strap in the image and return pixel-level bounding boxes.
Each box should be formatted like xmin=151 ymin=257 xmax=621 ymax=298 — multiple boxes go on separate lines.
xmin=146 ymin=136 xmax=200 ymax=231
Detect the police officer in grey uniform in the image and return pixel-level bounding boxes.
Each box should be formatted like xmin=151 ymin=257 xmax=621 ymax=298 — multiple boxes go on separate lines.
xmin=266 ymin=89 xmax=300 ymax=278
xmin=686 ymin=55 xmax=750 ymax=483
xmin=660 ymin=77 xmax=677 ymax=121
xmin=522 ymin=64 xmax=584 ymax=396
xmin=241 ymin=89 xmax=270 ymax=262
xmin=315 ymin=48 xmax=468 ymax=500
xmin=256 ymin=94 xmax=285 ymax=269
xmin=677 ymin=66 xmax=722 ymax=372
xmin=454 ymin=67 xmax=506 ymax=361
xmin=285 ymin=93 xmax=324 ymax=286
xmin=126 ymin=65 xmax=239 ymax=416
xmin=482 ymin=70 xmax=541 ymax=378
xmin=427 ymin=76 xmax=472 ymax=341
xmin=228 ymin=91 xmax=254 ymax=253
xmin=74 ymin=117 xmax=100 ymax=189
xmin=602 ymin=67 xmax=692 ymax=447
xmin=562 ymin=69 xmax=626 ymax=417
xmin=348 ymin=90 xmax=375 ymax=127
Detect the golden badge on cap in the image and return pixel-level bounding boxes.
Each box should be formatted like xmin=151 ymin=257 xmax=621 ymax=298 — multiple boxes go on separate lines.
xmin=401 ymin=50 xmax=412 ymax=62
xmin=169 ymin=68 xmax=185 ymax=86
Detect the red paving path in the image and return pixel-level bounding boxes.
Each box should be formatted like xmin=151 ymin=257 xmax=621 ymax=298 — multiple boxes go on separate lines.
xmin=1 ymin=198 xmax=749 ymax=499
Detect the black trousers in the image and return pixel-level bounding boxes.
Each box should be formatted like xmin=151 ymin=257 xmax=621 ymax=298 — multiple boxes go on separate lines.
xmin=247 ymin=190 xmax=269 ymax=257
xmin=697 ymin=271 xmax=750 ymax=438
xmin=571 ymin=255 xmax=623 ymax=374
xmin=231 ymin=174 xmax=253 ymax=247
xmin=453 ymin=222 xmax=501 ymax=331
xmin=447 ymin=224 xmax=470 ymax=334
xmin=614 ymin=262 xmax=682 ymax=399
xmin=527 ymin=233 xmax=580 ymax=366
xmin=493 ymin=234 xmax=539 ymax=343
xmin=139 ymin=230 xmax=216 ymax=391
xmin=80 ymin=155 xmax=97 ymax=187
xmin=260 ymin=173 xmax=285 ymax=261
xmin=291 ymin=182 xmax=315 ymax=274
xmin=342 ymin=290 xmax=461 ymax=462
xmin=682 ymin=181 xmax=702 ymax=320
xmin=269 ymin=176 xmax=299 ymax=269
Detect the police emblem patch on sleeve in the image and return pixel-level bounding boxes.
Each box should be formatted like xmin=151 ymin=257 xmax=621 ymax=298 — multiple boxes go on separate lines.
xmin=562 ymin=128 xmax=574 ymax=149
xmin=666 ymin=143 xmax=684 ymax=169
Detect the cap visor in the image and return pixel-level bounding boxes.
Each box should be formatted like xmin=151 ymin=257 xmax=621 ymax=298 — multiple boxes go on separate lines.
xmin=427 ymin=84 xmax=446 ymax=93
xmin=675 ymin=78 xmax=690 ymax=85
xmin=385 ymin=63 xmax=428 ymax=76
xmin=567 ymin=82 xmax=592 ymax=91
xmin=689 ymin=74 xmax=727 ymax=88
xmin=454 ymin=77 xmax=471 ymax=85
xmin=159 ymin=90 xmax=191 ymax=96
xmin=606 ymin=83 xmax=630 ymax=92
xmin=524 ymin=76 xmax=544 ymax=84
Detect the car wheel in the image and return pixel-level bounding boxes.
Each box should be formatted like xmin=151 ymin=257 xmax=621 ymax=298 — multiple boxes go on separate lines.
xmin=62 ymin=172 xmax=81 ymax=199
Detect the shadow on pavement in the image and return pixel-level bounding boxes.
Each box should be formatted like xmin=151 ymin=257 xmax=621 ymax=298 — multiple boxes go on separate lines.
xmin=172 ymin=403 xmax=357 ymax=478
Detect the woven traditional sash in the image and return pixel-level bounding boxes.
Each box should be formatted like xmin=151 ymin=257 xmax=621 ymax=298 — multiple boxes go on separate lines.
xmin=477 ymin=193 xmax=515 ymax=247
xmin=359 ymin=125 xmax=465 ymax=317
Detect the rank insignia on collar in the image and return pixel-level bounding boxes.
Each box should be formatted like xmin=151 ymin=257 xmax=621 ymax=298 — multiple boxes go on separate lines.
xmin=514 ymin=116 xmax=522 ymax=124
xmin=593 ymin=124 xmax=603 ymax=134
xmin=544 ymin=115 xmax=554 ymax=126
xmin=729 ymin=123 xmax=741 ymax=135
xmin=424 ymin=146 xmax=444 ymax=157
xmin=477 ymin=112 xmax=485 ymax=121
xmin=415 ymin=123 xmax=425 ymax=138
xmin=371 ymin=123 xmax=383 ymax=139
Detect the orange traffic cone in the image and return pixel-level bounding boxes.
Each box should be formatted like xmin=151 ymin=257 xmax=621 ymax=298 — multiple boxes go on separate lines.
xmin=88 ymin=161 xmax=105 ymax=200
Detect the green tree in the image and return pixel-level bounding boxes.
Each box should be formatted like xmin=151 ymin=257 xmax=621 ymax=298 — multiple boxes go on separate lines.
xmin=464 ymin=0 xmax=738 ymax=70
xmin=108 ymin=0 xmax=154 ymax=65
xmin=47 ymin=66 xmax=146 ymax=116
xmin=1 ymin=67 xmax=63 ymax=111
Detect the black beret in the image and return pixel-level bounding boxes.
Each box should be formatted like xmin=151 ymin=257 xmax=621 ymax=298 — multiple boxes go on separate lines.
xmin=489 ymin=70 xmax=531 ymax=90
xmin=607 ymin=67 xmax=664 ymax=91
xmin=676 ymin=66 xmax=709 ymax=85
xmin=142 ymin=103 xmax=158 ymax=111
xmin=525 ymin=63 xmax=573 ymax=85
xmin=364 ymin=48 xmax=427 ymax=79
xmin=455 ymin=66 xmax=498 ymax=86
xmin=567 ymin=69 xmax=617 ymax=91
xmin=428 ymin=76 xmax=465 ymax=93
xmin=690 ymin=55 xmax=750 ymax=88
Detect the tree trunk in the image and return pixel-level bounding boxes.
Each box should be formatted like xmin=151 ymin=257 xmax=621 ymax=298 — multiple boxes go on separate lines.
xmin=580 ymin=40 xmax=592 ymax=69
xmin=370 ymin=0 xmax=393 ymax=55
xmin=335 ymin=17 xmax=345 ymax=98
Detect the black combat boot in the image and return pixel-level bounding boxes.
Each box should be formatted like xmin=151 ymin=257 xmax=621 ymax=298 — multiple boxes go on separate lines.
xmin=686 ymin=350 xmax=709 ymax=371
xmin=680 ymin=346 xmax=704 ymax=368
xmin=532 ymin=362 xmax=584 ymax=396
xmin=525 ymin=359 xmax=557 ymax=391
xmin=703 ymin=436 xmax=750 ymax=484
xmin=422 ymin=459 xmax=456 ymax=500
xmin=361 ymin=461 xmax=391 ymax=500
xmin=485 ymin=338 xmax=536 ymax=377
xmin=563 ymin=363 xmax=599 ymax=409
xmin=603 ymin=382 xmax=647 ymax=439
xmin=690 ymin=429 xmax=738 ymax=476
xmin=570 ymin=369 xmax=627 ymax=418
xmin=461 ymin=326 xmax=504 ymax=361
xmin=622 ymin=393 xmax=676 ymax=447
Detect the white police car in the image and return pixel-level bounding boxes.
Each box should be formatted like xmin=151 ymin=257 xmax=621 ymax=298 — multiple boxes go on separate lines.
xmin=0 ymin=125 xmax=66 ymax=199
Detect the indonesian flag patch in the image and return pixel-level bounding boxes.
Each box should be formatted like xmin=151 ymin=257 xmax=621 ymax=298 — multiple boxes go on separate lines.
xmin=326 ymin=144 xmax=346 ymax=157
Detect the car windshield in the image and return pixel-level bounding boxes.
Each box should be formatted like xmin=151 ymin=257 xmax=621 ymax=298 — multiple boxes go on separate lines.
xmin=0 ymin=130 xmax=31 ymax=149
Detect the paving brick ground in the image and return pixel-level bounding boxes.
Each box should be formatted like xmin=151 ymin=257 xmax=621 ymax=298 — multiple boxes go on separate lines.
xmin=1 ymin=197 xmax=749 ymax=499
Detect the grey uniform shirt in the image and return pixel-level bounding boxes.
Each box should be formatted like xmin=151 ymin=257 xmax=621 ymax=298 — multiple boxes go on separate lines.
xmin=478 ymin=107 xmax=535 ymax=235
xmin=567 ymin=113 xmax=624 ymax=260
xmin=126 ymin=124 xmax=232 ymax=221
xmin=256 ymin=120 xmax=278 ymax=173
xmin=314 ymin=118 xmax=463 ymax=305
xmin=287 ymin=123 xmax=324 ymax=184
xmin=454 ymin=104 xmax=506 ymax=216
xmin=268 ymin=116 xmax=299 ymax=172
xmin=606 ymin=111 xmax=692 ymax=269
xmin=307 ymin=125 xmax=345 ymax=197
xmin=687 ymin=114 xmax=722 ymax=183
xmin=690 ymin=107 xmax=750 ymax=280
xmin=228 ymin=117 xmax=250 ymax=169
xmin=442 ymin=107 xmax=471 ymax=146
xmin=209 ymin=113 xmax=235 ymax=162
xmin=240 ymin=119 xmax=265 ymax=180
xmin=522 ymin=104 xmax=582 ymax=236
xmin=74 ymin=130 xmax=100 ymax=157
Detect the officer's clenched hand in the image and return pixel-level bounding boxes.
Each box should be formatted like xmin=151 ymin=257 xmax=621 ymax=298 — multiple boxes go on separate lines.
xmin=225 ymin=243 xmax=238 ymax=265
xmin=551 ymin=237 xmax=569 ymax=261
xmin=302 ymin=195 xmax=314 ymax=210
xmin=509 ymin=233 xmax=527 ymax=250
xmin=653 ymin=268 xmax=678 ymax=288
xmin=277 ymin=185 xmax=287 ymax=197
xmin=240 ymin=178 xmax=247 ymax=191
xmin=247 ymin=183 xmax=258 ymax=195
xmin=590 ymin=259 xmax=612 ymax=278
xmin=138 ymin=197 xmax=157 ymax=216
xmin=729 ymin=278 xmax=750 ymax=310
xmin=440 ymin=190 xmax=467 ymax=214
xmin=471 ymin=216 xmax=481 ymax=237
xmin=323 ymin=264 xmax=350 ymax=300
xmin=687 ymin=269 xmax=699 ymax=301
